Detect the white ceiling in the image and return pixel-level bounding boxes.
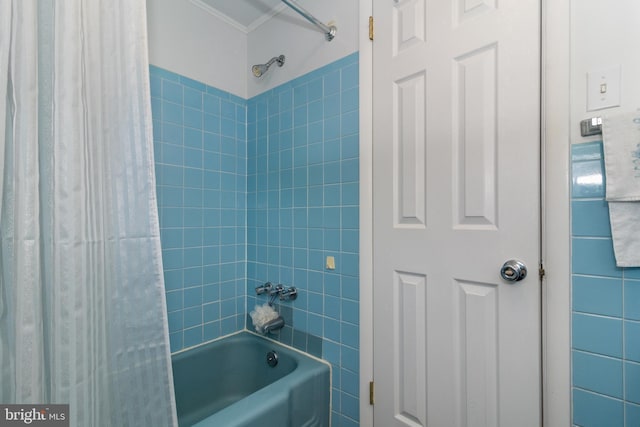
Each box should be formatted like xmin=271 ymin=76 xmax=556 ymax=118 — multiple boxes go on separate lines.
xmin=190 ymin=0 xmax=287 ymax=33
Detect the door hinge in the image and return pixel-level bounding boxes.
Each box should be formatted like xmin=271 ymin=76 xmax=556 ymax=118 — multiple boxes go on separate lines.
xmin=369 ymin=16 xmax=374 ymax=41
xmin=369 ymin=381 xmax=375 ymax=405
xmin=539 ymin=264 xmax=546 ymax=280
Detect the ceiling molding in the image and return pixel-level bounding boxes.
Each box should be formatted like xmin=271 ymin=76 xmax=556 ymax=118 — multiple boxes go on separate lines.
xmin=190 ymin=0 xmax=249 ymax=34
xmin=246 ymin=3 xmax=288 ymax=33
xmin=189 ymin=0 xmax=287 ymax=34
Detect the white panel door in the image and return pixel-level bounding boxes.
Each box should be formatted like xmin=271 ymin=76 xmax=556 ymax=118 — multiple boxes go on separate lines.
xmin=372 ymin=0 xmax=541 ymax=425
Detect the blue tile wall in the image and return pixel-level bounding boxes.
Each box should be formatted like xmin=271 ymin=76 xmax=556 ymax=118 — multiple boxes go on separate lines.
xmin=150 ymin=54 xmax=360 ymax=424
xmin=571 ymin=141 xmax=640 ymax=426
xmin=246 ymin=52 xmax=360 ymax=426
xmin=150 ymin=65 xmax=247 ymax=352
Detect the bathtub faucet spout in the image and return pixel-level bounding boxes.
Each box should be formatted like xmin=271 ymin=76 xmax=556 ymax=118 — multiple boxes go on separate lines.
xmin=261 ymin=316 xmax=285 ymax=334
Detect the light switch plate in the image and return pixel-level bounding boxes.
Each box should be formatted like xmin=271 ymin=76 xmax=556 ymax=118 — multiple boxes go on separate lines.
xmin=587 ymin=65 xmax=621 ymax=111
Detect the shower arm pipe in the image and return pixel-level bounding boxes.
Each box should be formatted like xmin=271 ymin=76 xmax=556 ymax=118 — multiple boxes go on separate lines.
xmin=281 ymin=0 xmax=337 ymax=41
xmin=264 ymin=56 xmax=282 ymax=68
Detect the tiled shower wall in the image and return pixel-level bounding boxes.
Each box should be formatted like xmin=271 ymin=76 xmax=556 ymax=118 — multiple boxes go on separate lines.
xmin=571 ymin=141 xmax=640 ymax=426
xmin=150 ymin=53 xmax=361 ymax=425
xmin=150 ymin=65 xmax=247 ymax=353
xmin=246 ymin=52 xmax=360 ymax=427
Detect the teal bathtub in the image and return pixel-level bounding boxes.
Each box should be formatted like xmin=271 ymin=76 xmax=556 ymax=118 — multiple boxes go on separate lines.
xmin=172 ymin=331 xmax=330 ymax=427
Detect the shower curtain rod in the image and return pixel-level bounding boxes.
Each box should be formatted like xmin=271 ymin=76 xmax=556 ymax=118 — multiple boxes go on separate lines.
xmin=281 ymin=0 xmax=336 ymax=41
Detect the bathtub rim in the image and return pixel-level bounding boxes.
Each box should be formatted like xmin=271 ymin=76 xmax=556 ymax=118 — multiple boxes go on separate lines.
xmin=171 ymin=329 xmax=332 ymax=372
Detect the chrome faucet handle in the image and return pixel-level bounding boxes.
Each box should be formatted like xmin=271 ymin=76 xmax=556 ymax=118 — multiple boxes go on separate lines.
xmin=268 ymin=284 xmax=285 ymax=306
xmin=269 ymin=284 xmax=284 ymax=296
xmin=279 ymin=286 xmax=297 ymax=301
xmin=255 ymin=282 xmax=272 ymax=295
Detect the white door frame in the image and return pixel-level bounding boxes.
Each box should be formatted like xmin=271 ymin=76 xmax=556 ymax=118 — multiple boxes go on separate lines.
xmin=358 ymin=0 xmax=572 ymax=425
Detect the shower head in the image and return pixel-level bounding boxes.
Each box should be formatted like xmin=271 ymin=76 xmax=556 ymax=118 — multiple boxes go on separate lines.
xmin=252 ymin=55 xmax=285 ymax=78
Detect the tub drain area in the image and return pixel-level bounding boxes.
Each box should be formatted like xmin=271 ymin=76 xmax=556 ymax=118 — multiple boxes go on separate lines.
xmin=266 ymin=351 xmax=278 ymax=367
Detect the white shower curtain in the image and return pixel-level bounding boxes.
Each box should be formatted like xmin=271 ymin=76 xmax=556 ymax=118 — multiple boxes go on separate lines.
xmin=0 ymin=1 xmax=177 ymax=426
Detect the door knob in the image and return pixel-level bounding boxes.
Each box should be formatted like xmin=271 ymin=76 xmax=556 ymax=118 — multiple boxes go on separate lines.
xmin=500 ymin=259 xmax=527 ymax=282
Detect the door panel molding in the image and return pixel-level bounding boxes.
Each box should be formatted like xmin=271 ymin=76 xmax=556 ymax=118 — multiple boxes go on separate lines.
xmin=454 ymin=279 xmax=499 ymax=427
xmin=393 ymin=271 xmax=428 ymax=427
xmin=452 ymin=43 xmax=498 ymax=229
xmin=393 ymin=71 xmax=427 ymax=228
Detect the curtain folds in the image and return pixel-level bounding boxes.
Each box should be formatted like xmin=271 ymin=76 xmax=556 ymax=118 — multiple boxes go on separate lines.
xmin=0 ymin=1 xmax=177 ymax=426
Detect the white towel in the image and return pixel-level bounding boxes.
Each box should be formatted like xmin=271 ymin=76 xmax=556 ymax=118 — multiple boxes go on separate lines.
xmin=602 ymin=112 xmax=640 ymax=201
xmin=607 ymin=203 xmax=640 ymax=267
xmin=602 ymin=112 xmax=640 ymax=267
